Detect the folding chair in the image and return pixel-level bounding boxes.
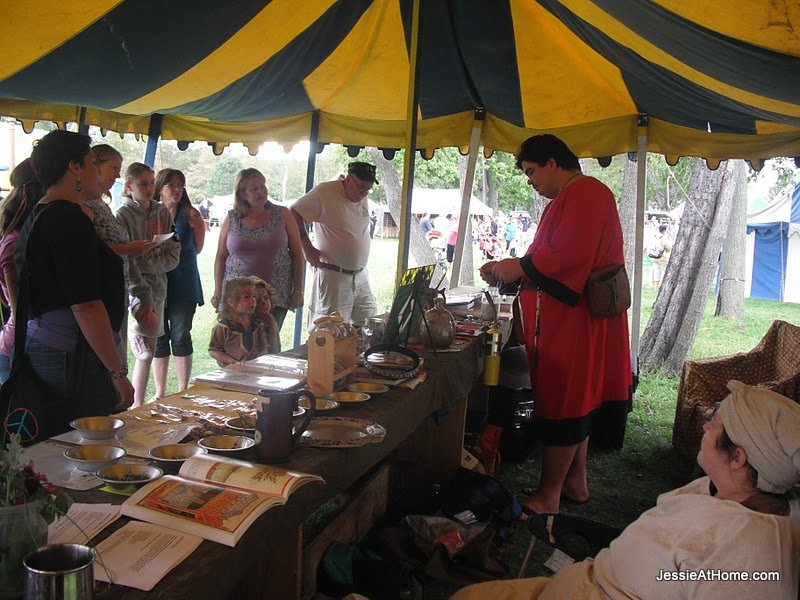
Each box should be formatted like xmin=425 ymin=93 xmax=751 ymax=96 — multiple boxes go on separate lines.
xmin=517 ymin=512 xmax=622 ymax=577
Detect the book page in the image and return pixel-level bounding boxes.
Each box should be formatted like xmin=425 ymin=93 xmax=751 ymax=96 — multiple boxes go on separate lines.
xmin=179 ymin=454 xmax=323 ymax=498
xmin=93 ymin=521 xmax=202 ymax=591
xmin=48 ymin=503 xmax=121 ymax=545
xmin=194 ymin=367 xmax=305 ymax=393
xmin=122 ymin=475 xmax=281 ymax=546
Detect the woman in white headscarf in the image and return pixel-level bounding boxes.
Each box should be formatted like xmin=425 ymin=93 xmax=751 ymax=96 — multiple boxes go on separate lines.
xmin=452 ymin=380 xmax=800 ymax=600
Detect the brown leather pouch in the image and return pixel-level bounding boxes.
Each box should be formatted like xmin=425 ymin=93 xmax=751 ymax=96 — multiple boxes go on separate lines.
xmin=585 ymin=264 xmax=631 ymax=318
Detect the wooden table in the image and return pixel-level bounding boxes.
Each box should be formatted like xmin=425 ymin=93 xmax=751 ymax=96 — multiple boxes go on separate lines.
xmin=78 ymin=339 xmax=483 ymax=599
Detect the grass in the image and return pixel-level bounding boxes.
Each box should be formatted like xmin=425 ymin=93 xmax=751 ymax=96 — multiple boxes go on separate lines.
xmin=139 ymin=233 xmax=800 ymax=593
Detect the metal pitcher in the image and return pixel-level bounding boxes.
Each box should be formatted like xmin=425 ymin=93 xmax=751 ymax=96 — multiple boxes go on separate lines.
xmin=254 ymin=389 xmax=316 ymax=463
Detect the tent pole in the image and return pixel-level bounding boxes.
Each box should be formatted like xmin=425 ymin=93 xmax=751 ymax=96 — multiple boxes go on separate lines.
xmin=395 ymin=0 xmax=423 ymax=284
xmin=450 ymin=110 xmax=484 ymax=289
xmin=143 ymin=113 xmax=163 ymax=167
xmin=77 ymin=107 xmax=88 ymax=135
xmin=294 ymin=111 xmax=321 ymax=348
xmin=630 ymin=116 xmax=648 ymax=376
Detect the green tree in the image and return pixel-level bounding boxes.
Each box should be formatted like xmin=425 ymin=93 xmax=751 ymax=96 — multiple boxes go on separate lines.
xmin=205 ymin=155 xmax=244 ymax=197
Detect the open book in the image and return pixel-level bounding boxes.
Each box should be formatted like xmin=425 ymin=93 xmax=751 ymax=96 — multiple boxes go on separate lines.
xmin=121 ymin=454 xmax=324 ymax=547
xmin=193 ymin=366 xmax=305 ymax=393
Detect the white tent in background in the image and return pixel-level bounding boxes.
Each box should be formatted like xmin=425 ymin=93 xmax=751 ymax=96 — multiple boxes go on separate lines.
xmin=410 ymin=189 xmax=493 ymax=216
xmin=744 ymin=184 xmax=800 ymax=303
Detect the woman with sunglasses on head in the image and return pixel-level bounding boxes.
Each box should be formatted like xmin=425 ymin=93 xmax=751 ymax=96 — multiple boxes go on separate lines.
xmin=152 ymin=169 xmax=204 ymax=397
xmin=13 ymin=131 xmax=133 ymax=437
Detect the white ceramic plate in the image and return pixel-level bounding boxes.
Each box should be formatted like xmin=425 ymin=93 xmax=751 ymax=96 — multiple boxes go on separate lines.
xmin=300 ymin=417 xmax=386 ymax=448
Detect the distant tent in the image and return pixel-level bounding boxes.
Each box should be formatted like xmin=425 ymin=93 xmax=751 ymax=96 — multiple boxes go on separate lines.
xmin=410 ymin=189 xmax=493 ymax=216
xmin=745 ymin=184 xmax=800 ymax=303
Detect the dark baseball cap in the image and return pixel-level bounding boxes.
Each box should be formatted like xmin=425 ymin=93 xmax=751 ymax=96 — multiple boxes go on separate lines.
xmin=348 ymin=162 xmax=379 ymax=185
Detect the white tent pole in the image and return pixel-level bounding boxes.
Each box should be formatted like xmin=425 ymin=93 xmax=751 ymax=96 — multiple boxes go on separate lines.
xmin=450 ymin=112 xmax=484 ymax=289
xmin=630 ymin=118 xmax=648 ymax=373
xmin=395 ymin=0 xmax=423 ymax=281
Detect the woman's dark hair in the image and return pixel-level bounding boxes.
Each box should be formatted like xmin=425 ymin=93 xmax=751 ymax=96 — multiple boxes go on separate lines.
xmin=0 ymin=159 xmax=43 ymax=236
xmin=154 ymin=168 xmax=187 ymax=205
xmin=515 ymin=134 xmax=579 ymax=171
xmin=658 ymin=224 xmax=668 ymax=234
xmin=30 ymin=130 xmax=92 ymax=190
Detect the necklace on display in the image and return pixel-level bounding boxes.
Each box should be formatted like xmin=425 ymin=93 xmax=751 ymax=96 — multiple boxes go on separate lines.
xmin=558 ymin=171 xmax=582 ymax=196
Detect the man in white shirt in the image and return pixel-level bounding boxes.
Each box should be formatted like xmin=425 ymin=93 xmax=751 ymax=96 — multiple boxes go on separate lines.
xmin=291 ymin=162 xmax=379 ymax=328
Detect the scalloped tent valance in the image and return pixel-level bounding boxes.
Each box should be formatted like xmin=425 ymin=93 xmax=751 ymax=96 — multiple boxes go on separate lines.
xmin=0 ymin=0 xmax=798 ymax=163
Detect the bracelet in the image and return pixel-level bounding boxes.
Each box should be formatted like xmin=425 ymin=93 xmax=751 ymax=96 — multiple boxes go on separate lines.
xmin=362 ymin=345 xmax=421 ymax=380
xmin=108 ymin=368 xmax=128 ymax=380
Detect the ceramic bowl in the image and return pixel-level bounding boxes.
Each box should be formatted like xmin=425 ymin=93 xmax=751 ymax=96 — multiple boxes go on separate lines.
xmin=224 ymin=415 xmax=256 ymax=433
xmin=147 ymin=444 xmax=207 ymax=474
xmin=64 ymin=445 xmax=126 ymax=472
xmin=346 ymin=382 xmax=390 ymax=394
xmin=96 ymin=463 xmax=163 ymax=490
xmin=329 ymin=391 xmax=370 ymax=407
xmin=198 ymin=435 xmax=255 ymax=458
xmin=299 ymin=396 xmax=340 ymax=411
xmin=70 ymin=416 xmax=125 ymax=440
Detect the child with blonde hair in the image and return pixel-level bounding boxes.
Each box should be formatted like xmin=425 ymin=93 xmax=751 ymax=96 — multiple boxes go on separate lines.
xmin=209 ymin=277 xmax=272 ymax=366
xmin=115 ymin=162 xmax=180 ymax=406
xmin=250 ymin=276 xmax=280 ymax=353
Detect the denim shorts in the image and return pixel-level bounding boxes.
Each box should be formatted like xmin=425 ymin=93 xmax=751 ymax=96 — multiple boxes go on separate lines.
xmin=154 ymin=301 xmax=197 ymax=358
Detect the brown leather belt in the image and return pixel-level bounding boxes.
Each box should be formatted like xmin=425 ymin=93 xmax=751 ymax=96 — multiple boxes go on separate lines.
xmin=318 ymin=262 xmax=364 ymax=275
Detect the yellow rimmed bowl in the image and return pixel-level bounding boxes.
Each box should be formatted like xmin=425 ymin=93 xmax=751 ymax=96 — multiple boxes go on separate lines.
xmin=70 ymin=416 xmax=125 ymax=440
xmin=64 ymin=445 xmax=126 ymax=472
xmin=147 ymin=444 xmax=207 ymax=474
xmin=96 ymin=463 xmax=163 ymax=490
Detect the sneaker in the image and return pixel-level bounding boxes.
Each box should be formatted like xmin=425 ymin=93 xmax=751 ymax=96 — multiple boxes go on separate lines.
xmin=131 ymin=334 xmax=152 ymax=360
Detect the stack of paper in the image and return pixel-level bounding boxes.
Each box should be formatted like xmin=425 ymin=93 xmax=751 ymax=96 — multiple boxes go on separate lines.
xmin=48 ymin=503 xmax=121 ymax=545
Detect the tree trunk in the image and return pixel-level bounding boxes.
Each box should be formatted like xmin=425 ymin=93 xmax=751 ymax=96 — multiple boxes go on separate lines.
xmin=715 ymin=160 xmax=748 ymax=318
xmin=367 ymin=149 xmax=444 ymax=283
xmin=639 ymin=159 xmax=736 ymax=374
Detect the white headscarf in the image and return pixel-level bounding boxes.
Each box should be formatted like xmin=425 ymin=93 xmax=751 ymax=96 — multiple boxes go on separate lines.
xmin=718 ymin=380 xmax=800 ymax=494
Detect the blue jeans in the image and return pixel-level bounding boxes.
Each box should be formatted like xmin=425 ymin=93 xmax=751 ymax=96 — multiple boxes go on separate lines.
xmin=25 ymin=340 xmax=118 ymax=437
xmin=0 ymin=353 xmax=10 ymax=385
xmin=155 ymin=301 xmax=197 ymax=358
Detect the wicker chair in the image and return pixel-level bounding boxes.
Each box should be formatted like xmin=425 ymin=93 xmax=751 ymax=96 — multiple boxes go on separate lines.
xmin=672 ymin=320 xmax=800 ymax=461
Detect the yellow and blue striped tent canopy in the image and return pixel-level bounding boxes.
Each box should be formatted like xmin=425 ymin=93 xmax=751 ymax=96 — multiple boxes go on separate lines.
xmin=1 ymin=0 xmax=799 ymax=163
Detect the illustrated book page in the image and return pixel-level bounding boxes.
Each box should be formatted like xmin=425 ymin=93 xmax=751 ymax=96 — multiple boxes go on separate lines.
xmin=121 ymin=454 xmax=323 ymax=546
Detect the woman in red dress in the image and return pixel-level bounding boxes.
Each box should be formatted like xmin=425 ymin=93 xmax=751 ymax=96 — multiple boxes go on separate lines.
xmin=483 ymin=134 xmax=632 ymax=515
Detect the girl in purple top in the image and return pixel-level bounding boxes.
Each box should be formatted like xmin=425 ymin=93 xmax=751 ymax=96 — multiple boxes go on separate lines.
xmin=212 ymin=168 xmax=304 ymax=342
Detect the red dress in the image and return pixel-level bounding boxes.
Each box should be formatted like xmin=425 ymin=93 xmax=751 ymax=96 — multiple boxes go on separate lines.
xmin=519 ymin=176 xmax=632 ymax=447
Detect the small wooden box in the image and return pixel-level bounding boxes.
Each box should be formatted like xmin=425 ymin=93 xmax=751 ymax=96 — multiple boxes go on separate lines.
xmin=306 ymin=331 xmax=358 ymax=396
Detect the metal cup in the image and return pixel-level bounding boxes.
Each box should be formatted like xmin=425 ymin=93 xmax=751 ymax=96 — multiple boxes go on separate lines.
xmin=23 ymin=543 xmax=95 ymax=600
